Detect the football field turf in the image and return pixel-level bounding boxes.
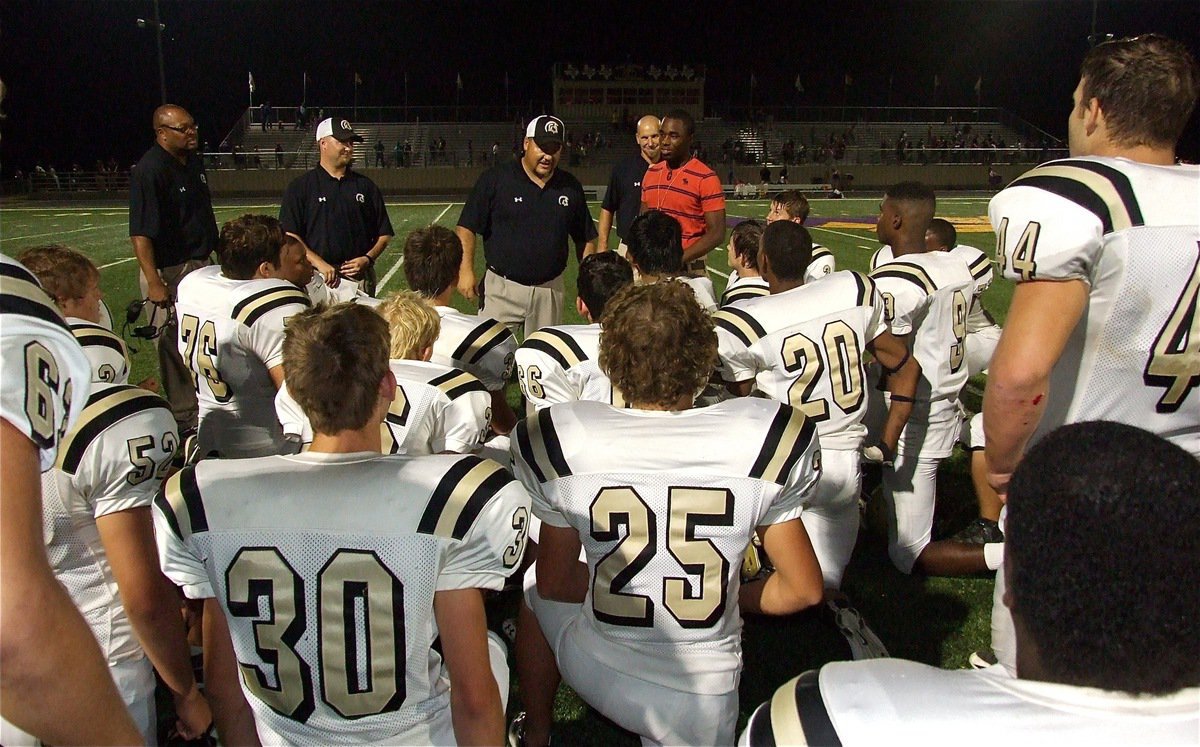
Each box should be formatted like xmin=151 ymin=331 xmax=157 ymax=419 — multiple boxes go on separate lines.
xmin=2 ymin=196 xmax=1009 ymax=742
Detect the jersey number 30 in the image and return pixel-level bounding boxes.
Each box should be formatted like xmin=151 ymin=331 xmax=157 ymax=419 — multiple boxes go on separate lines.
xmin=225 ymin=548 xmax=405 ymax=723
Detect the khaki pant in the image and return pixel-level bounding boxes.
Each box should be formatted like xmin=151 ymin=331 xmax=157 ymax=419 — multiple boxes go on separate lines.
xmin=140 ymin=257 xmax=210 ymax=431
xmin=481 ymin=270 xmax=564 ymax=342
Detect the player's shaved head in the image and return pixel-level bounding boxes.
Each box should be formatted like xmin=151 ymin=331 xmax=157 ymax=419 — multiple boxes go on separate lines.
xmin=600 ymin=281 xmax=717 ymax=409
xmin=376 ymin=290 xmax=441 ymax=360
xmin=1005 ymin=420 xmax=1200 ymax=695
xmin=403 ymin=225 xmax=462 ymax=297
xmin=759 ymin=221 xmax=813 ymax=282
xmin=925 ymin=218 xmax=957 ymax=251
xmin=284 ymin=302 xmax=391 ymax=435
xmin=877 ymin=181 xmax=936 ymax=253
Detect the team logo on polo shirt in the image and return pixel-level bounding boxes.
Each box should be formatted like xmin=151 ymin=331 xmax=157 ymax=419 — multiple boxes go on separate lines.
xmin=514 ymin=197 xmax=523 ymax=203
xmin=200 ymin=174 xmax=207 ymax=185
xmin=356 ymin=193 xmax=365 ymax=203
xmin=558 ymin=195 xmax=569 ymax=207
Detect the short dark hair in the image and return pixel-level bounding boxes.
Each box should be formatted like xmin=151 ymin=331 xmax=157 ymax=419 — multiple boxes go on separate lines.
xmin=927 ymin=217 xmax=957 ymax=250
xmin=1006 ymin=420 xmax=1200 ymax=695
xmin=662 ymin=109 xmax=695 ymax=136
xmin=218 ymin=214 xmax=288 ymax=280
xmin=403 ymin=225 xmax=462 ymax=297
xmin=16 ymin=244 xmax=98 ymax=305
xmin=771 ymin=190 xmax=810 ymax=223
xmin=884 ymin=181 xmax=936 ymax=237
xmin=729 ymin=219 xmax=765 ymax=270
xmin=283 ymin=302 xmax=390 ymax=435
xmin=576 ymin=252 xmax=633 ymax=321
xmin=760 ymin=221 xmax=813 ymax=281
xmin=599 ymin=282 xmax=716 ymax=409
xmin=1080 ymin=34 xmax=1199 ymax=149
xmin=626 ymin=210 xmax=683 ymax=275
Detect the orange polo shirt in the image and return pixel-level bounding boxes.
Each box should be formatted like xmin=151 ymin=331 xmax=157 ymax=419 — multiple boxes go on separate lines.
xmin=640 ymin=157 xmax=725 ymax=248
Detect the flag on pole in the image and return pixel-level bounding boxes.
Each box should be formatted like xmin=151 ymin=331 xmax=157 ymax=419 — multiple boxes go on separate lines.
xmin=456 ymin=73 xmax=463 ymax=91
xmin=794 ymin=75 xmax=804 ymax=93
xmin=248 ymin=72 xmax=255 ymax=94
xmin=355 ymin=72 xmax=362 ymax=85
xmin=750 ymin=73 xmax=757 ymax=88
xmin=974 ymin=76 xmax=982 ymax=95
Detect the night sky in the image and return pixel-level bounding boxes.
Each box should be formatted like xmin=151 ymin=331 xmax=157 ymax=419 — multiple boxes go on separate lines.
xmin=2 ymin=0 xmax=1198 ymax=173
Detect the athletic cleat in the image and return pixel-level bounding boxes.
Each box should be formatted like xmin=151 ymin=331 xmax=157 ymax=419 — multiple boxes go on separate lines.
xmin=506 ymin=712 xmax=527 ymax=747
xmin=969 ymin=649 xmax=998 ymax=669
xmin=827 ymin=596 xmax=889 ymax=660
xmin=952 ymin=518 xmax=1004 ymax=545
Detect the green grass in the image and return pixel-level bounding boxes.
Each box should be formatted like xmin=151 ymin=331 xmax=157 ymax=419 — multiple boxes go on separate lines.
xmin=1 ymin=195 xmax=1010 ymax=741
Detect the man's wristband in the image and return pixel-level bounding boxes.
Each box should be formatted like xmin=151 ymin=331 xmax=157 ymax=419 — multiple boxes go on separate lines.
xmin=364 ymin=254 xmax=376 ymax=266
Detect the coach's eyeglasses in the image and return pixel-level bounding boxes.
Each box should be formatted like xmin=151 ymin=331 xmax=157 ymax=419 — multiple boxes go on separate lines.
xmin=161 ymin=123 xmax=199 ymax=134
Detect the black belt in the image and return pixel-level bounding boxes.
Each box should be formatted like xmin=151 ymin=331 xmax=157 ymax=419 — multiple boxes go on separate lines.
xmin=487 ymin=266 xmax=556 ymax=287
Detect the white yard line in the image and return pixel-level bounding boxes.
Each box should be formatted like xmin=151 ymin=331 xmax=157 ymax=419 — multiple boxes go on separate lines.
xmin=99 ymin=257 xmax=136 ymax=269
xmin=4 ymin=221 xmax=128 ymax=241
xmin=808 ymin=224 xmax=876 ymax=243
xmin=431 ymin=203 xmax=456 ymax=224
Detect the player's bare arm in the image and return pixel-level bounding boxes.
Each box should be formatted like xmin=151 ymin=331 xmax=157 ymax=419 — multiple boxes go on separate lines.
xmin=869 ymin=329 xmax=922 ymax=454
xmin=453 ymin=226 xmax=479 ymax=301
xmin=132 ymin=234 xmax=170 ymax=304
xmin=739 ymin=519 xmax=823 ymax=615
xmin=99 ymin=506 xmax=212 ymax=740
xmin=682 ymin=208 xmax=727 ymax=264
xmin=984 ymin=279 xmax=1087 ymax=498
xmin=288 ymin=232 xmax=338 ymax=288
xmin=202 ymin=597 xmax=261 ymax=747
xmin=0 ymin=420 xmax=143 ymax=746
xmin=535 ymin=523 xmax=589 ymax=603
xmin=434 ymin=588 xmax=505 ymax=745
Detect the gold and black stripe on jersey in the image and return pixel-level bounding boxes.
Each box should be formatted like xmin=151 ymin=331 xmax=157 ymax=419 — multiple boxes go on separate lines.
xmin=869 ymin=261 xmax=937 ymax=296
xmin=742 ymin=670 xmax=841 ymax=747
xmin=56 ymin=385 xmax=171 ymax=475
xmin=812 ymin=245 xmax=834 ymax=263
xmin=418 ymin=455 xmax=516 ymax=540
xmin=714 ymin=306 xmax=768 ymax=348
xmin=750 ymin=403 xmax=818 ymax=486
xmin=720 ymin=283 xmax=770 ymax=307
xmin=964 ymin=252 xmax=992 ymax=284
xmin=154 ymin=466 xmax=208 ymax=542
xmin=71 ymin=321 xmax=129 ymax=359
xmin=452 ymin=320 xmax=515 ymax=366
xmin=521 ymin=328 xmax=589 ymax=369
xmin=848 ymin=271 xmax=878 ymax=307
xmin=869 ymin=247 xmax=888 ymax=272
xmin=429 ymin=369 xmax=488 ymax=400
xmin=1008 ymin=158 xmax=1145 ymax=235
xmin=0 ymin=260 xmax=72 ymax=333
xmin=231 ymin=286 xmax=312 ymax=328
xmin=513 ymin=407 xmax=572 ymax=483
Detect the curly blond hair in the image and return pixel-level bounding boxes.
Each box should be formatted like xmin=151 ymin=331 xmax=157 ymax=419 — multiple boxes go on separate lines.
xmin=375 ymin=290 xmax=441 ymax=360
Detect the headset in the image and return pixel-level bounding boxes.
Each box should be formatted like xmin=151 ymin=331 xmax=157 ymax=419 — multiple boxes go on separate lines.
xmin=122 ymin=297 xmax=175 ymax=353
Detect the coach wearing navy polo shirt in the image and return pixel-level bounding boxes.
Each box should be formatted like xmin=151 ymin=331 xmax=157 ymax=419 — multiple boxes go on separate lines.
xmin=280 ymin=118 xmax=393 ymax=296
xmin=455 ymin=115 xmax=597 ymax=339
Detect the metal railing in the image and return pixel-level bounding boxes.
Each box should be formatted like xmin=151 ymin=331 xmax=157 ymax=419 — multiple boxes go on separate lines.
xmin=11 ymin=170 xmax=131 ymax=194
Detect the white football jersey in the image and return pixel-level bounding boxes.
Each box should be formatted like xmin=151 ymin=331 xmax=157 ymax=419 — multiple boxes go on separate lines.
xmin=511 ymin=398 xmax=820 ymax=695
xmin=432 ymin=305 xmax=517 ymax=391
xmin=514 ymin=324 xmax=621 ymax=409
xmin=44 ymin=383 xmax=177 ymax=664
xmin=720 ymin=271 xmax=770 ymax=308
xmin=1 ymin=254 xmax=91 ymax=470
xmin=682 ymin=275 xmax=718 ymax=313
xmin=871 ymin=251 xmax=977 ymax=408
xmin=70 ymin=318 xmax=131 ymax=384
xmin=175 ymin=266 xmax=311 ymax=458
xmin=874 ymin=243 xmax=996 ymax=334
xmin=153 ymin=451 xmax=530 ymax=745
xmin=804 ymin=244 xmax=836 ymax=284
xmin=989 ymin=156 xmax=1200 ymax=456
xmin=742 ymin=659 xmax=1200 ymax=745
xmin=715 ymin=271 xmax=888 ymax=450
xmin=276 ymin=359 xmax=492 ymax=455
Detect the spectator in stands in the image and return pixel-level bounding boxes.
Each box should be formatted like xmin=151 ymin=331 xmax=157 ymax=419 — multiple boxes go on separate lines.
xmin=375 ymin=138 xmax=385 ymax=167
xmin=640 ymin=109 xmax=726 ymax=277
xmin=455 ymin=115 xmax=597 ymax=339
xmin=598 ymin=114 xmax=661 ymax=256
xmin=129 ymin=104 xmax=218 ymax=435
xmin=274 ymin=142 xmax=283 ymax=169
xmin=394 ymin=140 xmax=403 ymax=169
xmin=279 ymin=118 xmax=394 ymax=295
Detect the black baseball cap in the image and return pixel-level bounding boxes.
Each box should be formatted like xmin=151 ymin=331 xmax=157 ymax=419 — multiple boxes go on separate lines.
xmin=525 ymin=115 xmax=566 ymax=148
xmin=315 ymin=117 xmax=364 ymax=143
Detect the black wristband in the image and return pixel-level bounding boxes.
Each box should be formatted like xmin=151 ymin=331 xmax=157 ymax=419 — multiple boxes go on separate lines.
xmin=364 ymin=254 xmax=376 ymax=266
